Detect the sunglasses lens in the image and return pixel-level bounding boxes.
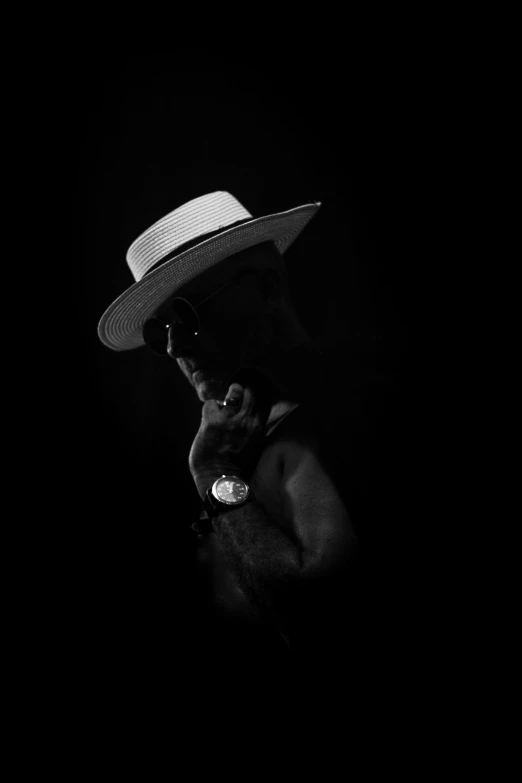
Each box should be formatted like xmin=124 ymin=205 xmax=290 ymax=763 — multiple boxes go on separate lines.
xmin=143 ymin=318 xmax=169 ymax=355
xmin=143 ymin=299 xmax=200 ymax=356
xmin=171 ymin=298 xmax=199 ymax=333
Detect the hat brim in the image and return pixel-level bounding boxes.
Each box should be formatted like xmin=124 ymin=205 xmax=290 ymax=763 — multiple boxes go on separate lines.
xmin=97 ymin=202 xmax=320 ymax=351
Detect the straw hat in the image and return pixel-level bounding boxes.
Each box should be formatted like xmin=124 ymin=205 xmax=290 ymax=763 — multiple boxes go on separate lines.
xmin=97 ymin=191 xmax=321 ymax=351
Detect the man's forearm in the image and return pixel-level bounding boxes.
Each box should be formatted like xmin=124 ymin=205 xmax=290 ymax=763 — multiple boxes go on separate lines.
xmin=193 ymin=470 xmax=303 ymax=619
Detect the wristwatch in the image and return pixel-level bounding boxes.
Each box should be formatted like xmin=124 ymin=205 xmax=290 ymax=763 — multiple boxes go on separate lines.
xmin=203 ymin=474 xmax=253 ymax=521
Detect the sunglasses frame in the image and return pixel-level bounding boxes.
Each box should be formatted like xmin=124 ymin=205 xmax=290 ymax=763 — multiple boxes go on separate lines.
xmin=142 ymin=277 xmax=238 ymax=355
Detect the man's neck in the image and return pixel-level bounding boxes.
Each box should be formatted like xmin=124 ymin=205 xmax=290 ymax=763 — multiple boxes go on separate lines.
xmin=254 ymin=338 xmax=318 ymax=396
xmin=244 ymin=338 xmax=325 ymax=435
xmin=265 ymin=398 xmax=301 ymax=437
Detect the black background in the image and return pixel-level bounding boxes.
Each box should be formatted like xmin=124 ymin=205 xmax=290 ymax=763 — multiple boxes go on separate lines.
xmin=41 ymin=47 xmax=428 ymax=713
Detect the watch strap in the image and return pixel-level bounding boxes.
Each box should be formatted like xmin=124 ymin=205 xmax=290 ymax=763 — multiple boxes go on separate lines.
xmin=203 ymin=489 xmax=217 ymax=520
xmin=203 ymin=483 xmax=253 ymax=521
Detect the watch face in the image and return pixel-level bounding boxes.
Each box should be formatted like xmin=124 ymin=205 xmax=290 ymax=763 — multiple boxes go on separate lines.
xmin=215 ymin=477 xmax=249 ymax=504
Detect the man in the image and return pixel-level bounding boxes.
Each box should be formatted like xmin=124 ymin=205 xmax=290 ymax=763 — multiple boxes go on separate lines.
xmin=98 ymin=191 xmax=371 ymax=685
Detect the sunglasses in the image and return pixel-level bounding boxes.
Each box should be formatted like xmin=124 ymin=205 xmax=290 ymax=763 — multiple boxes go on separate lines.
xmin=142 ymin=278 xmax=236 ymax=356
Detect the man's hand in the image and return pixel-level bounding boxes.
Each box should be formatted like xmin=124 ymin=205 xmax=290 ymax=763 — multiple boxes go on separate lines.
xmin=188 ymin=382 xmax=269 ymax=481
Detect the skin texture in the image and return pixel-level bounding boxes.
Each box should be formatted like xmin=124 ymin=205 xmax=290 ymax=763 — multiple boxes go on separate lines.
xmin=153 ymin=243 xmax=358 ymax=653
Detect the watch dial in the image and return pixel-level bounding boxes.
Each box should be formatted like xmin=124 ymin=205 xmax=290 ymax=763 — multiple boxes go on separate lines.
xmin=216 ymin=479 xmax=248 ymax=503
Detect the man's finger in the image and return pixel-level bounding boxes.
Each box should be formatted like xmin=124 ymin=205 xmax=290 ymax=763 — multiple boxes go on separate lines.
xmin=240 ymin=384 xmax=258 ymax=412
xmin=224 ymin=383 xmax=244 ymax=407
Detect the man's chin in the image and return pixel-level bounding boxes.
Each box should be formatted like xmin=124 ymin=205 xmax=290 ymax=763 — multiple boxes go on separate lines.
xmin=194 ymin=370 xmax=231 ymax=402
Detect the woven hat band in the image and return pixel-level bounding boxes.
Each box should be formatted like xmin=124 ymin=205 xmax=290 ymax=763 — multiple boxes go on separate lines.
xmin=126 ymin=191 xmax=253 ymax=282
xmin=142 ymin=217 xmax=257 ymax=278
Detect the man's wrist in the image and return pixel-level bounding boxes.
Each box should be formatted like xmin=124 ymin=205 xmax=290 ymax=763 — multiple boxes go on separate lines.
xmin=191 ymin=465 xmax=243 ymax=501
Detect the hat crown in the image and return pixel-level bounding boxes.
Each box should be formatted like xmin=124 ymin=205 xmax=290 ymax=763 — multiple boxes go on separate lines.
xmin=126 ymin=191 xmax=253 ymax=282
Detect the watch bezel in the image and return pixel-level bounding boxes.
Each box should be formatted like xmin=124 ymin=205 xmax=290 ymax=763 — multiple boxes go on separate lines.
xmin=211 ymin=475 xmax=250 ymax=505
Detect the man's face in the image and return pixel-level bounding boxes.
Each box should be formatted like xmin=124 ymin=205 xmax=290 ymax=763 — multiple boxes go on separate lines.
xmin=152 ymin=246 xmax=281 ymax=402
